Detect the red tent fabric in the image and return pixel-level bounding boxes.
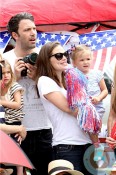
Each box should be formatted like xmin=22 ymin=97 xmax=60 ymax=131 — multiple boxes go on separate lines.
xmin=0 ymin=0 xmax=116 ymax=33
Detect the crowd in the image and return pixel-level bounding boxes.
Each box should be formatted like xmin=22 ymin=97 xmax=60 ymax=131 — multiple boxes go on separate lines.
xmin=0 ymin=12 xmax=116 ymax=175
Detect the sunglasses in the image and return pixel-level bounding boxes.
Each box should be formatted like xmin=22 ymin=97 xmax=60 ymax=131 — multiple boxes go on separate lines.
xmin=50 ymin=52 xmax=69 ymax=60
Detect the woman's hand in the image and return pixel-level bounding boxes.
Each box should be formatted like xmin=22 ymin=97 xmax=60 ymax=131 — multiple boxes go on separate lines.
xmin=106 ymin=137 xmax=116 ymax=149
xmin=71 ymin=108 xmax=78 ymax=117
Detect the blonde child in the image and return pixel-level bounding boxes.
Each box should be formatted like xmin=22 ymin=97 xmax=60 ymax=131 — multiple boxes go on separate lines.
xmin=0 ymin=57 xmax=24 ymax=175
xmin=66 ymin=45 xmax=108 ymax=164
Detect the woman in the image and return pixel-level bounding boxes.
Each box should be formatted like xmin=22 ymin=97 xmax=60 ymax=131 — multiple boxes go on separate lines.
xmin=35 ymin=41 xmax=93 ymax=175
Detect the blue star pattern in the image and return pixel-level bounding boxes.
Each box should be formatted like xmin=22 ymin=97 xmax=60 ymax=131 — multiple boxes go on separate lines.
xmin=0 ymin=31 xmax=11 ymax=53
xmin=79 ymin=30 xmax=116 ymax=51
xmin=36 ymin=32 xmax=71 ymax=49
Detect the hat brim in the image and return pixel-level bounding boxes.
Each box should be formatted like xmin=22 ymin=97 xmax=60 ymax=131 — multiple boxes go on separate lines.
xmin=98 ymin=167 xmax=116 ymax=172
xmin=6 ymin=169 xmax=13 ymax=175
xmin=51 ymin=169 xmax=84 ymax=175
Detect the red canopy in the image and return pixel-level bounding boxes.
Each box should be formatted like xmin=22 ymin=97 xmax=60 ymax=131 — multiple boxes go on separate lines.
xmin=0 ymin=0 xmax=116 ymax=33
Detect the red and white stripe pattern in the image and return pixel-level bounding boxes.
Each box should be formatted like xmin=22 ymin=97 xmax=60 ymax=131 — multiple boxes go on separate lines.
xmin=91 ymin=46 xmax=116 ymax=72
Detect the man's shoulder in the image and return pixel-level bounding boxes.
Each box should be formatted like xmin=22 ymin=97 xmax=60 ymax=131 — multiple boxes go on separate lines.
xmin=3 ymin=49 xmax=15 ymax=58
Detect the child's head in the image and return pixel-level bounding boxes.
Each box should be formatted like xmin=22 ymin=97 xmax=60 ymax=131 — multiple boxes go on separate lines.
xmin=0 ymin=59 xmax=15 ymax=88
xmin=71 ymin=45 xmax=93 ymax=74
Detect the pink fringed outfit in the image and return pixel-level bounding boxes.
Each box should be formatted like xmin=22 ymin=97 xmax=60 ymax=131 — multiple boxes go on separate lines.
xmin=65 ymin=68 xmax=102 ymax=134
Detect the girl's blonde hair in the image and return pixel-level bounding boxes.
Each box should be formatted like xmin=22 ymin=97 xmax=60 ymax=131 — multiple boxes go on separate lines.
xmin=0 ymin=56 xmax=15 ymax=88
xmin=71 ymin=44 xmax=93 ymax=61
xmin=112 ymin=65 xmax=116 ymax=113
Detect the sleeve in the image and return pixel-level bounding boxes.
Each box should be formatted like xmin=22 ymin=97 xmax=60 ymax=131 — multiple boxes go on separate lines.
xmin=10 ymin=82 xmax=24 ymax=95
xmin=96 ymin=70 xmax=104 ymax=83
xmin=37 ymin=76 xmax=60 ymax=96
xmin=111 ymin=82 xmax=114 ymax=88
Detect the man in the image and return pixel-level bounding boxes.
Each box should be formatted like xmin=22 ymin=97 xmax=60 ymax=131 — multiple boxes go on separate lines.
xmin=3 ymin=12 xmax=52 ymax=175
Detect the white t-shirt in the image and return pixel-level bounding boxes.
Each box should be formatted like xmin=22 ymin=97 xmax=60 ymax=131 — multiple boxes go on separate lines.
xmin=38 ymin=76 xmax=91 ymax=146
xmin=3 ymin=49 xmax=52 ymax=131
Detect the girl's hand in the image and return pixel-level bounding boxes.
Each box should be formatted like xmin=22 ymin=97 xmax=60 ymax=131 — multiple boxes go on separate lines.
xmin=91 ymin=96 xmax=100 ymax=104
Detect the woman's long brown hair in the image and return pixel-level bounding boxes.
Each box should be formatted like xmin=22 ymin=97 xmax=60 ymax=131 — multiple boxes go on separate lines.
xmin=35 ymin=41 xmax=66 ymax=89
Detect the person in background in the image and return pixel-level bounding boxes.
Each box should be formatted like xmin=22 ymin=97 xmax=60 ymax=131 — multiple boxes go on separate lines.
xmin=70 ymin=45 xmax=108 ymax=166
xmin=106 ymin=64 xmax=116 ymax=150
xmin=3 ymin=12 xmax=52 ymax=175
xmin=35 ymin=41 xmax=93 ymax=175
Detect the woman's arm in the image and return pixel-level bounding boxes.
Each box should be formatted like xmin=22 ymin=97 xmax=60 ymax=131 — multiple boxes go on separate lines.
xmin=0 ymin=91 xmax=21 ymax=109
xmin=44 ymin=91 xmax=78 ymax=117
xmin=107 ymin=86 xmax=116 ymax=136
xmin=107 ymin=109 xmax=116 ymax=136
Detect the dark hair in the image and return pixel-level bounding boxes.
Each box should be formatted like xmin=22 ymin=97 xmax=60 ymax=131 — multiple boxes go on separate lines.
xmin=7 ymin=12 xmax=34 ymax=34
xmin=36 ymin=41 xmax=66 ymax=89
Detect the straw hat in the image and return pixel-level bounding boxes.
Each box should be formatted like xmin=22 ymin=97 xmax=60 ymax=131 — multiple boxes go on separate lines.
xmin=0 ymin=164 xmax=13 ymax=175
xmin=48 ymin=159 xmax=84 ymax=175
